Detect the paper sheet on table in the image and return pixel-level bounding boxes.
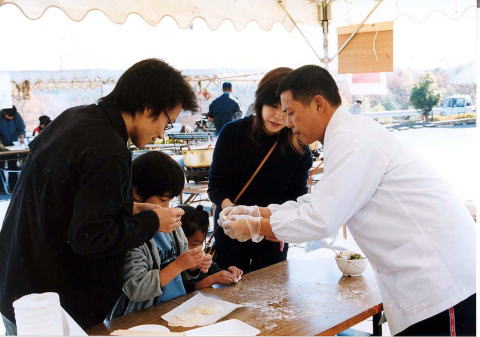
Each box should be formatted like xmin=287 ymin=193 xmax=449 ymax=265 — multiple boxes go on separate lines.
xmin=161 ymin=293 xmax=242 ymax=327
xmin=5 ymin=145 xmax=28 ymax=151
xmin=185 ymin=319 xmax=259 ymax=336
xmin=62 ymin=307 xmax=88 ymax=336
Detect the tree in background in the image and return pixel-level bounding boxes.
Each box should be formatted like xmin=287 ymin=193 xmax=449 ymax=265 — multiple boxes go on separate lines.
xmin=367 ymin=65 xmax=475 ymax=113
xmin=388 ymin=68 xmax=417 ymax=109
xmin=410 ymin=73 xmax=440 ymax=122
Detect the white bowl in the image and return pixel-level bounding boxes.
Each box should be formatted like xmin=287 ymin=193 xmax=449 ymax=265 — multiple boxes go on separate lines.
xmin=128 ymin=324 xmax=170 ymax=332
xmin=335 ymin=253 xmax=368 ymax=276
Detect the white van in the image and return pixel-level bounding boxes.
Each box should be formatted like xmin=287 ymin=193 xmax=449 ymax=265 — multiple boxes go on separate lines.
xmin=439 ymin=95 xmax=474 ymax=116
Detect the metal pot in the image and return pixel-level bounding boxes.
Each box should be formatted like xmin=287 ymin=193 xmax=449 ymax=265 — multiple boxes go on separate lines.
xmin=181 ymin=146 xmax=214 ymax=168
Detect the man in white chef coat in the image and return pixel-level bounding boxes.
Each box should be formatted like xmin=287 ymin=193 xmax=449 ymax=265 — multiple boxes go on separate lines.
xmin=219 ymin=65 xmax=476 ymax=336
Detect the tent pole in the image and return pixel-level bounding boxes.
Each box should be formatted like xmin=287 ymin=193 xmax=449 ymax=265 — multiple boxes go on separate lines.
xmin=319 ymin=0 xmax=332 ymax=69
xmin=330 ymin=0 xmax=385 ymax=62
xmin=277 ymin=0 xmax=323 ymax=63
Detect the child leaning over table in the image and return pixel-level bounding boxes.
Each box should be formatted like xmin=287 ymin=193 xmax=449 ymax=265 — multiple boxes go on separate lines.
xmin=106 ymin=151 xmax=212 ymax=320
xmin=179 ymin=204 xmax=243 ymax=291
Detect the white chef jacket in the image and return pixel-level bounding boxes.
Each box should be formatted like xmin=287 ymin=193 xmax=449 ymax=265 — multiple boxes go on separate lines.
xmin=269 ymin=108 xmax=475 ymax=334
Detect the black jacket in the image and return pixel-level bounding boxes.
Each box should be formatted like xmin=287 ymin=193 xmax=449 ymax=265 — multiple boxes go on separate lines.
xmin=206 ymin=93 xmax=241 ymax=135
xmin=208 ymin=116 xmax=312 ymax=211
xmin=208 ymin=117 xmax=312 ymax=270
xmin=0 ymin=102 xmax=158 ymax=328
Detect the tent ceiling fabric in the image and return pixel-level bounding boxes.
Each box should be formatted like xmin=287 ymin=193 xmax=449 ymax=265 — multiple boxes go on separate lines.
xmin=0 ymin=0 xmax=318 ymax=31
xmin=3 ymin=69 xmax=264 ymax=92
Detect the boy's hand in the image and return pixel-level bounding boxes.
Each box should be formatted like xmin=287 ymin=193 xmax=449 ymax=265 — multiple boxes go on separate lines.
xmin=227 ymin=266 xmax=243 ymax=279
xmin=176 ymin=246 xmax=204 ymax=270
xmin=212 ymin=270 xmax=236 ymax=285
xmin=198 ymin=253 xmax=212 ymax=273
xmin=153 ymin=207 xmax=185 ymax=232
xmin=133 ymin=202 xmax=160 ymax=215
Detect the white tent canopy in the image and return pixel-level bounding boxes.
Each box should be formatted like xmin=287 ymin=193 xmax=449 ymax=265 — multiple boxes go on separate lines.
xmin=0 ymin=0 xmax=318 ymax=31
xmin=1 ymin=0 xmax=474 ymax=68
xmin=0 ymin=0 xmax=475 ymax=72
xmin=1 ymin=0 xmax=472 ymax=31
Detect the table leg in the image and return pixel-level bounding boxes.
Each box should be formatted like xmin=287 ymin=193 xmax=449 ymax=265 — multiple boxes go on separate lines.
xmin=184 ymin=193 xmax=197 ymax=204
xmin=0 ymin=170 xmax=9 ymax=195
xmin=372 ymin=312 xmax=382 ymax=336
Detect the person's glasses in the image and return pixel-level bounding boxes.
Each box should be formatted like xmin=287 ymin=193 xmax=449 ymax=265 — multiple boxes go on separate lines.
xmin=164 ymin=112 xmax=174 ymax=130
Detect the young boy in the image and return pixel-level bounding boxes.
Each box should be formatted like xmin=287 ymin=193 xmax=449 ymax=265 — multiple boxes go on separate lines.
xmin=179 ymin=204 xmax=243 ymax=291
xmin=107 ymin=151 xmax=212 ymax=319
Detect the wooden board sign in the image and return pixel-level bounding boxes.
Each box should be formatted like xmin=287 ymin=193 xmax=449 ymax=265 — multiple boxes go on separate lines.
xmin=337 ymin=21 xmax=393 ymax=74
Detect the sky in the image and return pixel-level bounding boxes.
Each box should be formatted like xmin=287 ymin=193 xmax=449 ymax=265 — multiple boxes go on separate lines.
xmin=0 ymin=0 xmax=476 ymax=73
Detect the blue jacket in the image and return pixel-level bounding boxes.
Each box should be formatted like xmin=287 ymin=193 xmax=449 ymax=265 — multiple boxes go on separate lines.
xmin=207 ymin=93 xmax=241 ymax=135
xmin=107 ymin=228 xmax=197 ymax=320
xmin=0 ymin=114 xmax=26 ymax=145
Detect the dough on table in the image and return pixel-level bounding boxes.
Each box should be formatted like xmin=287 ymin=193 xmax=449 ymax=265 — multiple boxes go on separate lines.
xmin=168 ymin=302 xmax=224 ymax=327
xmin=191 ymin=303 xmax=222 ymax=315
xmin=169 ymin=311 xmax=203 ymax=327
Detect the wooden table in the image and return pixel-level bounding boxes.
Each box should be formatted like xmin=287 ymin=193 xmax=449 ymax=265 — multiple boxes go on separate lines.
xmin=0 ymin=149 xmax=29 ymax=157
xmin=87 ymin=258 xmax=382 ymax=336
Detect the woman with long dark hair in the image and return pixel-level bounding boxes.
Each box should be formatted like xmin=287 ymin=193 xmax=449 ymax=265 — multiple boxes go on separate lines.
xmin=208 ymin=67 xmax=312 ymax=273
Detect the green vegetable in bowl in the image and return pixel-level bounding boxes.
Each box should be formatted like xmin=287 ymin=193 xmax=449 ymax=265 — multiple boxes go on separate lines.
xmin=349 ymin=253 xmax=364 ymax=260
xmin=336 ymin=251 xmax=364 ymax=260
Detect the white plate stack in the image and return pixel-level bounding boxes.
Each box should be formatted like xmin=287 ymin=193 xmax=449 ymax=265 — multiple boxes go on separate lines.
xmin=13 ymin=292 xmax=65 ymax=335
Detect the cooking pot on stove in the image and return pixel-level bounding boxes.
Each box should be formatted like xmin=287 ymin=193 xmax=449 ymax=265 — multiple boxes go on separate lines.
xmin=181 ymin=146 xmax=214 ymax=168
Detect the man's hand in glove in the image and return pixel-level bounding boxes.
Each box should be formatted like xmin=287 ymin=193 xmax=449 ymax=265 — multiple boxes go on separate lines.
xmin=221 ymin=215 xmax=263 ymax=242
xmin=218 ymin=205 xmax=261 ymax=226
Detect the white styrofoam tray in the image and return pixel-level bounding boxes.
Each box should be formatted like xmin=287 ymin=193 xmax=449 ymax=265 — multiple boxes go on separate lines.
xmin=161 ymin=293 xmax=242 ymax=327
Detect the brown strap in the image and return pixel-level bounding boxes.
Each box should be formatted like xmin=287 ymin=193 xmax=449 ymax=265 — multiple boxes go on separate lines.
xmin=205 ymin=139 xmax=279 ymax=250
xmin=233 ymin=139 xmax=279 ymax=204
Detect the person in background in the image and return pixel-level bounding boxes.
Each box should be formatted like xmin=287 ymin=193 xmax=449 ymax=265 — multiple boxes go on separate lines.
xmin=108 ymin=151 xmax=212 ymax=319
xmin=0 ymin=106 xmax=26 ymax=146
xmin=0 ymin=106 xmax=27 ymax=193
xmin=179 ymin=204 xmax=243 ymax=292
xmin=245 ymin=102 xmax=255 ymax=117
xmin=180 ymin=125 xmax=193 ymax=133
xmin=32 ymin=115 xmax=52 ymax=136
xmin=207 ymin=82 xmax=242 ymax=135
xmin=348 ymin=99 xmax=362 ymax=115
xmin=208 ymin=67 xmax=312 ymax=274
xmin=0 ymin=58 xmax=198 ymax=333
xmin=194 ymin=118 xmax=208 ymax=132
xmin=220 ymin=65 xmax=475 ymax=336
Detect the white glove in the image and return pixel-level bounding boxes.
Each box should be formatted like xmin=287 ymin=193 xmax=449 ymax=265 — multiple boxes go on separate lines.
xmin=222 ymin=215 xmax=264 ymax=243
xmin=218 ymin=206 xmax=234 ymax=227
xmin=218 ymin=205 xmax=261 ymax=226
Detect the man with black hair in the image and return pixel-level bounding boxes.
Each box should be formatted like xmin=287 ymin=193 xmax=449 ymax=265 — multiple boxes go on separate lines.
xmin=0 ymin=59 xmax=198 ymax=332
xmin=219 ymin=65 xmax=475 ymax=336
xmin=207 ymin=81 xmax=242 ymax=135
xmin=0 ymin=106 xmax=26 ymax=146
